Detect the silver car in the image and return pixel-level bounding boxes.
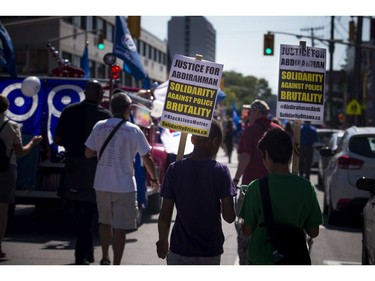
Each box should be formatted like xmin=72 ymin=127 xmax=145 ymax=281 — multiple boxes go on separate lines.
xmin=322 ymin=126 xmax=375 ymax=224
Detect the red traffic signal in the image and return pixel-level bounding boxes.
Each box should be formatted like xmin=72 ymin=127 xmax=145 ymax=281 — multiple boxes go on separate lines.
xmin=111 ymin=64 xmax=121 ymax=80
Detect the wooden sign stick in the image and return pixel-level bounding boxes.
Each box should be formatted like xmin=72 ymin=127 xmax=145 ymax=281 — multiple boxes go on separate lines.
xmin=291 ymin=41 xmax=306 ymax=174
xmin=176 ymin=54 xmax=203 ymax=161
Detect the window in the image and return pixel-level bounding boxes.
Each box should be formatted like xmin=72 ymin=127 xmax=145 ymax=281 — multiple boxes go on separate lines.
xmin=72 ymin=17 xmax=81 ymax=28
xmin=349 ymin=136 xmax=375 ymax=158
xmin=86 ymin=16 xmax=93 ymax=31
xmin=106 ymin=22 xmax=113 ymax=42
xmin=96 ymin=17 xmax=104 ymax=34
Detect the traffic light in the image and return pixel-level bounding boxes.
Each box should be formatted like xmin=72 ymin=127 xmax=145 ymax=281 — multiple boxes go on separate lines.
xmin=97 ymin=32 xmax=105 ymax=50
xmin=111 ymin=64 xmax=121 ymax=80
xmin=128 ymin=16 xmax=141 ymax=39
xmin=263 ymin=33 xmax=274 ymax=56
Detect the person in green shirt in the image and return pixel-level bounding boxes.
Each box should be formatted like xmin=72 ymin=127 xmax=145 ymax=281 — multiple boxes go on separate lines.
xmin=239 ymin=128 xmax=323 ymax=265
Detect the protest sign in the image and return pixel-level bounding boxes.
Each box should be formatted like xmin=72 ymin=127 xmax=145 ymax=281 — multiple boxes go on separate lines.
xmin=276 ymin=44 xmax=326 ymax=124
xmin=160 ymin=54 xmax=223 ymax=137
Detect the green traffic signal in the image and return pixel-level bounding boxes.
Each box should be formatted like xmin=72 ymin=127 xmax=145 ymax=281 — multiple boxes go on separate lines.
xmin=263 ymin=33 xmax=274 ymax=56
xmin=97 ymin=32 xmax=105 ymax=50
xmin=98 ymin=43 xmax=105 ymax=50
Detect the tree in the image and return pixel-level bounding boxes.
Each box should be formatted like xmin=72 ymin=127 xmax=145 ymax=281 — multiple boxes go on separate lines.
xmin=222 ymin=71 xmax=273 ymax=110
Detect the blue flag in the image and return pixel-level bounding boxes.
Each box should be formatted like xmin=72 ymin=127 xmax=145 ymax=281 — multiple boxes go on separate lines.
xmin=0 ymin=21 xmax=17 ymax=78
xmin=80 ymin=43 xmax=89 ymax=78
xmin=232 ymin=101 xmax=240 ymax=127
xmin=142 ymin=75 xmax=151 ymax=90
xmin=113 ymin=16 xmax=146 ymax=80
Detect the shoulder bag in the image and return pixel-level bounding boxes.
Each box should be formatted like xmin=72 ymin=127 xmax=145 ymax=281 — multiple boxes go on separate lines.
xmin=259 ymin=176 xmax=311 ymax=265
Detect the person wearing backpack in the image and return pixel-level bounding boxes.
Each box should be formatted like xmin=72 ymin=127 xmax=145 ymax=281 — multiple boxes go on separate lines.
xmin=0 ymin=94 xmax=42 ymax=259
xmin=239 ymin=128 xmax=323 ymax=265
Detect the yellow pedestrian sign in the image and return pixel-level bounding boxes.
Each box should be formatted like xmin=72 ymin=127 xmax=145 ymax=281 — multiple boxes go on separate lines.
xmin=346 ymin=99 xmax=362 ymax=115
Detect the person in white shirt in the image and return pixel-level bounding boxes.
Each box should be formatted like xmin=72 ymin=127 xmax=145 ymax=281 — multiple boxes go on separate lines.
xmin=85 ymin=92 xmax=159 ymax=265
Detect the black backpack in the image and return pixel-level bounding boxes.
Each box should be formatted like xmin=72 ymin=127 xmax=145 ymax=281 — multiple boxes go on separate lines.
xmin=0 ymin=120 xmax=11 ymax=172
xmin=259 ymin=176 xmax=311 ymax=265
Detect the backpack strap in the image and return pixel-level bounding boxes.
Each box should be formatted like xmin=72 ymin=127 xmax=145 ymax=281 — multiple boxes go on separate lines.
xmin=0 ymin=120 xmax=13 ymax=158
xmin=98 ymin=119 xmax=126 ymax=160
xmin=0 ymin=120 xmax=9 ymax=133
xmin=259 ymin=176 xmax=277 ymax=242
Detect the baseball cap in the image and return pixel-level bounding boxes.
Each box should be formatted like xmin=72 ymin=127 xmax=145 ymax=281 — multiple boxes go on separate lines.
xmin=249 ymin=99 xmax=270 ymax=114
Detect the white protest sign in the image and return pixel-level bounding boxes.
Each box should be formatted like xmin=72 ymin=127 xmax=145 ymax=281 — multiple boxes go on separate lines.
xmin=160 ymin=54 xmax=223 ymax=137
xmin=276 ymin=44 xmax=326 ymax=124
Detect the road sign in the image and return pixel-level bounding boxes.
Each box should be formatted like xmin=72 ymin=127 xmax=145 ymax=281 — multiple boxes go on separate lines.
xmin=346 ymin=99 xmax=362 ymax=115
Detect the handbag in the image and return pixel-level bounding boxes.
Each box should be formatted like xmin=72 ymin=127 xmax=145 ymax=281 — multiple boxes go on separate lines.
xmin=99 ymin=119 xmax=126 ymax=160
xmin=259 ymin=176 xmax=311 ymax=265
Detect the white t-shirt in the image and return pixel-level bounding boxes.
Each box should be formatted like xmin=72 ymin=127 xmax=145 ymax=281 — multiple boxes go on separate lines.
xmin=85 ymin=118 xmax=151 ymax=193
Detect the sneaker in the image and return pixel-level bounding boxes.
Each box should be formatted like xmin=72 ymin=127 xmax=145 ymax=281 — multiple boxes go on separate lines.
xmin=75 ymin=259 xmax=90 ymax=265
xmin=100 ymin=258 xmax=111 ymax=265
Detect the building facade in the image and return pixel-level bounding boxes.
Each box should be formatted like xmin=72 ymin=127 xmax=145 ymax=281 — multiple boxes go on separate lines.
xmin=167 ymin=16 xmax=216 ymax=66
xmin=0 ymin=16 xmax=168 ymax=87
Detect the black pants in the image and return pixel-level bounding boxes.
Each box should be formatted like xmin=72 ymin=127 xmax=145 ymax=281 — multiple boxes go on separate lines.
xmin=72 ymin=200 xmax=98 ymax=263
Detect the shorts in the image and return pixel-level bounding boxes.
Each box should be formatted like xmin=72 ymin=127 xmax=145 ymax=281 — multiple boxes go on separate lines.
xmin=96 ymin=190 xmax=138 ymax=230
xmin=166 ymin=251 xmax=221 ymax=265
xmin=0 ymin=164 xmax=17 ymax=204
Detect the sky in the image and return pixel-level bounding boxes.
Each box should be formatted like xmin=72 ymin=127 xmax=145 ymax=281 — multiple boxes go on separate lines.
xmin=4 ymin=1 xmax=373 ymax=95
xmin=141 ymin=16 xmax=372 ymax=94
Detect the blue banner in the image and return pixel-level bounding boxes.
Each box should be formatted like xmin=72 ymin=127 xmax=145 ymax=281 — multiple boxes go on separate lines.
xmin=0 ymin=21 xmax=17 ymax=78
xmin=0 ymin=77 xmax=86 ymax=141
xmin=113 ymin=16 xmax=146 ymax=80
xmin=80 ymin=43 xmax=90 ymax=79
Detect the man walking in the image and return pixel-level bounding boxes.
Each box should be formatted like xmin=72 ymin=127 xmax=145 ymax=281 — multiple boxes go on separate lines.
xmin=233 ymin=99 xmax=283 ymax=265
xmin=85 ymin=92 xmax=159 ymax=265
xmin=54 ymin=79 xmax=112 ymax=265
xmin=299 ymin=121 xmax=319 ymax=181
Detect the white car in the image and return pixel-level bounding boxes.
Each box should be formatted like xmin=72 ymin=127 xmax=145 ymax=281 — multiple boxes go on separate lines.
xmin=317 ymin=130 xmax=345 ymax=187
xmin=312 ymin=128 xmax=341 ymax=170
xmin=322 ymin=126 xmax=375 ymax=224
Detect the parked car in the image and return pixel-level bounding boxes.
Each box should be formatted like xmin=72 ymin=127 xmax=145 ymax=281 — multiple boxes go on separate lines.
xmin=356 ymin=177 xmax=375 ymax=265
xmin=321 ymin=126 xmax=375 ymax=224
xmin=317 ymin=130 xmax=344 ymax=187
xmin=312 ymin=128 xmax=341 ymax=170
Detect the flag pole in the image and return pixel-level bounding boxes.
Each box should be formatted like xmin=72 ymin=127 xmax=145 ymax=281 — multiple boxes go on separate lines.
xmin=176 ymin=54 xmax=203 ymax=161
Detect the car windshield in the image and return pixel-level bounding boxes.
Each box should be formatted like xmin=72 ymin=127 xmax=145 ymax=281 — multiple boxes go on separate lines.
xmin=349 ymin=136 xmax=375 ymax=158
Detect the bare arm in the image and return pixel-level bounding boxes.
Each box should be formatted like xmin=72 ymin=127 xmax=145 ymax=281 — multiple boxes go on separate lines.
xmin=305 ymin=226 xmax=319 ymax=238
xmin=14 ymin=135 xmax=43 ymax=158
xmin=84 ymin=147 xmax=97 ymax=158
xmin=141 ymin=151 xmax=160 ymax=192
xmin=233 ymin=152 xmax=251 ymax=182
xmin=221 ymin=196 xmax=236 ymax=223
xmin=156 ymin=198 xmax=174 ymax=259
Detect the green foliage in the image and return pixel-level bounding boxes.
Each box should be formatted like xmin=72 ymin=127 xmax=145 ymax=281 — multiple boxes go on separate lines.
xmin=221 ymin=71 xmax=273 ymax=110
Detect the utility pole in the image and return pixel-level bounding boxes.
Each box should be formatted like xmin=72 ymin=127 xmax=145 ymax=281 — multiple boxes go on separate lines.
xmin=300 ymin=26 xmax=324 ymax=47
xmin=354 ymin=16 xmax=363 ymax=125
xmin=328 ymin=16 xmax=335 ymax=126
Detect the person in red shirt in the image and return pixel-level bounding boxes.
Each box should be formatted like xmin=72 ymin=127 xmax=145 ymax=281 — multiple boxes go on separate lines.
xmin=233 ymin=99 xmax=283 ymax=265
